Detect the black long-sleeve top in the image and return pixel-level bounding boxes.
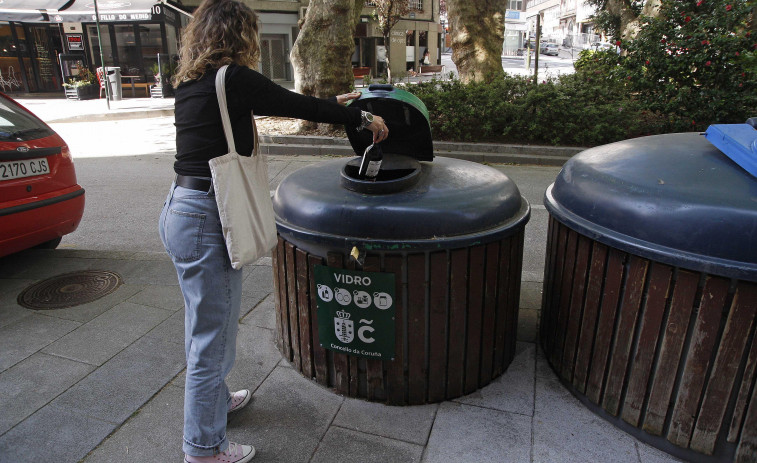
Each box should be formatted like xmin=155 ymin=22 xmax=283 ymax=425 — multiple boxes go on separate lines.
xmin=173 ymin=63 xmax=362 ymax=177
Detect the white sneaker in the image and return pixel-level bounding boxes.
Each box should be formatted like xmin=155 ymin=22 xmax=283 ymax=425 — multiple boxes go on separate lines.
xmin=228 ymin=389 xmax=251 ymax=414
xmin=184 ymin=442 xmax=255 ymax=463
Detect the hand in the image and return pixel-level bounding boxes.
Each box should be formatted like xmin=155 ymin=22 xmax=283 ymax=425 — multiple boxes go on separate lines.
xmin=368 ymin=115 xmax=388 ymax=144
xmin=336 ymin=92 xmax=361 ymax=105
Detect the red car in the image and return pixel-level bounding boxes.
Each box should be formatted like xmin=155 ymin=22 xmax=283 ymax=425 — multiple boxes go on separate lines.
xmin=0 ymin=93 xmax=85 ymax=258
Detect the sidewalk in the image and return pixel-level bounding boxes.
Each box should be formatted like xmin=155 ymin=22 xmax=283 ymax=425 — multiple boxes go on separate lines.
xmin=0 ymin=98 xmax=681 ymax=463
xmin=0 ymin=247 xmax=682 ymax=463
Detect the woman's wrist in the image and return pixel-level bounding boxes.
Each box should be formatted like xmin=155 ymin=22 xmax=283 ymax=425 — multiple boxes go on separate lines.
xmin=360 ymin=110 xmax=374 ymax=130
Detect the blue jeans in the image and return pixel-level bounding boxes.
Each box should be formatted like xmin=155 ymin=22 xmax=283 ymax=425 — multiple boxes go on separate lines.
xmin=159 ymin=182 xmax=243 ymax=456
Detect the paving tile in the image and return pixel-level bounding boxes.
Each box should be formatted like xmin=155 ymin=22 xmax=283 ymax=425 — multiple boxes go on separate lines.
xmin=225 ymin=325 xmax=284 ymax=417
xmin=43 ymin=301 xmax=173 ymax=366
xmin=145 ymin=308 xmax=185 ymax=345
xmin=10 ymin=256 xmax=93 ymax=280
xmin=0 ymin=352 xmax=94 ymax=435
xmin=0 ymin=403 xmax=116 ymax=463
xmin=130 ymin=251 xmax=172 ymax=261
xmin=83 ymin=384 xmax=185 ymax=463
xmin=0 ymin=313 xmax=80 ymax=372
xmin=519 ymin=280 xmax=543 ymax=309
xmin=455 ymin=342 xmax=535 ymax=416
xmin=423 ymin=402 xmax=532 ymax=463
xmin=105 ymin=258 xmax=180 ymax=286
xmin=240 ymin=290 xmax=269 ymax=320
xmin=241 ymin=293 xmax=276 ymax=330
xmin=241 ymin=265 xmax=274 ymax=319
xmin=33 ymin=283 xmax=145 ymax=323
xmin=517 ymin=308 xmax=539 ymax=342
xmin=522 ymin=209 xmax=549 ymax=276
xmin=532 ymin=349 xmax=639 ymax=463
xmin=223 ymin=365 xmax=343 ymax=463
xmin=635 ymin=442 xmax=684 ymax=463
xmin=0 ymin=252 xmax=33 ymax=278
xmin=0 ymin=303 xmax=32 ymax=329
xmin=0 ymin=278 xmax=35 ymax=303
xmin=333 ymin=397 xmax=437 ymax=445
xmin=127 ymin=284 xmax=184 ymax=312
xmin=52 ymin=335 xmax=185 ymax=424
xmin=311 ymin=426 xmax=424 ymax=463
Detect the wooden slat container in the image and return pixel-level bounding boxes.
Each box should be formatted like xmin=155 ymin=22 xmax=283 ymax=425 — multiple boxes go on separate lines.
xmin=273 ymin=229 xmax=525 ymax=405
xmin=271 ymin=156 xmax=530 ymax=405
xmin=541 ymin=133 xmax=757 ymax=462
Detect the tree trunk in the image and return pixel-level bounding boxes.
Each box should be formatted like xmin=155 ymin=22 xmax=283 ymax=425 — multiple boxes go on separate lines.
xmin=291 ymin=0 xmax=362 ymax=131
xmin=446 ymin=0 xmax=506 ymax=83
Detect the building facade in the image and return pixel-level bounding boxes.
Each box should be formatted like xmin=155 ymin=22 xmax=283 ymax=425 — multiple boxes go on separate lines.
xmin=0 ymin=0 xmax=441 ymax=95
xmin=523 ymin=0 xmax=598 ymax=48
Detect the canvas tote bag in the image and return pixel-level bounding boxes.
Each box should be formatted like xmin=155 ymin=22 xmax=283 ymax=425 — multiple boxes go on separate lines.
xmin=209 ymin=65 xmax=277 ymax=270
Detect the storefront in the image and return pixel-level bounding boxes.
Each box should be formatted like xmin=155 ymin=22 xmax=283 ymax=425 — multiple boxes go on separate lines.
xmin=353 ymin=17 xmax=441 ymax=78
xmin=0 ymin=0 xmax=189 ymax=94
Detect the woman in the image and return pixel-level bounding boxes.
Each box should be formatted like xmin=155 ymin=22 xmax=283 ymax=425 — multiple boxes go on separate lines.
xmin=159 ymin=1 xmax=388 ymax=462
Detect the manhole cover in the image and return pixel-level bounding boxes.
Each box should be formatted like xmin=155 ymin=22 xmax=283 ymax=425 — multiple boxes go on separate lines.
xmin=18 ymin=270 xmax=123 ymax=310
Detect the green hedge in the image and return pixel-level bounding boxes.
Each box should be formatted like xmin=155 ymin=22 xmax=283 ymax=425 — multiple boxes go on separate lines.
xmin=400 ymin=70 xmax=688 ymax=147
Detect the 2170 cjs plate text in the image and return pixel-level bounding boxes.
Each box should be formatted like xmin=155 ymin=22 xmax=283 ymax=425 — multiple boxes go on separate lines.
xmin=0 ymin=158 xmax=49 ymax=181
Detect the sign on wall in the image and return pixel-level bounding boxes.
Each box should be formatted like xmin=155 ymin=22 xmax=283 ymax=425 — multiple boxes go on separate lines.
xmin=314 ymin=265 xmax=395 ymax=360
xmin=66 ymin=34 xmax=83 ymax=51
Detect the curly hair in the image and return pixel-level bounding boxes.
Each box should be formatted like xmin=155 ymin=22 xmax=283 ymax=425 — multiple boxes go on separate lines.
xmin=172 ymin=0 xmax=260 ymax=86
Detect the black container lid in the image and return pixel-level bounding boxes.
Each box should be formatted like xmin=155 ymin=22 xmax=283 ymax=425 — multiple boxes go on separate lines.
xmin=345 ymin=84 xmax=433 ymax=161
xmin=273 ymin=157 xmax=529 ymax=251
xmin=545 ymin=132 xmax=757 ymax=281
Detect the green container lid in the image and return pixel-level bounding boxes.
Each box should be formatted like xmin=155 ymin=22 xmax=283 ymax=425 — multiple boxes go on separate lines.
xmin=346 ymin=84 xmax=433 ymax=161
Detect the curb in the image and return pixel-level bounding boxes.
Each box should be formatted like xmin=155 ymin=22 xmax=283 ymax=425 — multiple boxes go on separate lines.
xmin=47 ymin=108 xmax=175 ymax=124
xmin=47 ymin=110 xmax=584 ymax=166
xmin=259 ymin=134 xmax=584 ymax=166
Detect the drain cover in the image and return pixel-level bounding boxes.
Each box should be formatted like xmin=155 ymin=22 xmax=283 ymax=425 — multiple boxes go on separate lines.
xmin=18 ymin=270 xmax=123 ymax=310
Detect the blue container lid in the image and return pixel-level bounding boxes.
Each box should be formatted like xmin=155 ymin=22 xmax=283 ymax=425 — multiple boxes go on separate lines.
xmin=274 ymin=157 xmax=530 ymax=252
xmin=545 ymin=132 xmax=757 ymax=281
xmin=704 ymin=121 xmax=757 ymax=178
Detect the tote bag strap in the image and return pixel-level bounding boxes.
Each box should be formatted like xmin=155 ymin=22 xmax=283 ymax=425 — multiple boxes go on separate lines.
xmin=215 ymin=64 xmax=259 ymax=156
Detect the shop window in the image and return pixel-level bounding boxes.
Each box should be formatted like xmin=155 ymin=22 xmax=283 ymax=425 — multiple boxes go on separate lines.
xmin=405 ymin=30 xmax=415 ymax=71
xmin=0 ymin=24 xmax=25 ymax=92
xmin=140 ymin=24 xmax=163 ymax=82
xmin=115 ymin=24 xmax=141 ymax=76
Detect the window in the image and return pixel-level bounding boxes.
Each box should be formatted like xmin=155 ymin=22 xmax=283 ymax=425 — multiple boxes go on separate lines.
xmin=508 ymin=0 xmax=523 ymax=10
xmin=408 ymin=0 xmax=422 ymax=10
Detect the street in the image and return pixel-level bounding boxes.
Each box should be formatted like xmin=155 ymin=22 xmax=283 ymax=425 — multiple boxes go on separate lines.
xmin=439 ymin=48 xmax=578 ymax=81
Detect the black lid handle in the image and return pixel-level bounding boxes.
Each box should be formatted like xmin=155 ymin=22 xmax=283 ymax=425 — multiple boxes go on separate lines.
xmin=368 ymin=84 xmax=394 ymax=92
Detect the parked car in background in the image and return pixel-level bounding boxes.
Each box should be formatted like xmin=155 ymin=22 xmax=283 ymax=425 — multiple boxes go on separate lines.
xmin=590 ymin=42 xmax=616 ymax=52
xmin=541 ymin=43 xmax=559 ymax=56
xmin=0 ymin=93 xmax=85 ymax=258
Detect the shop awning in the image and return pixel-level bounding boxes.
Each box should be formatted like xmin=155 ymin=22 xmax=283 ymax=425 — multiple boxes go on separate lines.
xmin=0 ymin=1 xmax=75 ymax=22
xmin=0 ymin=0 xmax=191 ymax=24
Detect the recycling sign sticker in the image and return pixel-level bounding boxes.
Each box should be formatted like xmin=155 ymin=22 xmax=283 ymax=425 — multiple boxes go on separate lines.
xmin=314 ymin=265 xmax=395 ymax=360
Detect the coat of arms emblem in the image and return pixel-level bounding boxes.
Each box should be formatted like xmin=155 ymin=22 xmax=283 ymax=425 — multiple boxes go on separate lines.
xmin=334 ymin=310 xmax=354 ymax=343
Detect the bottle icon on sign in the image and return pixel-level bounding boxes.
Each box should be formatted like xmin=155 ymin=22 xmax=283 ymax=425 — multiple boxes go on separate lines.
xmin=317 ymin=284 xmax=333 ymax=302
xmin=373 ymin=292 xmax=392 ymax=309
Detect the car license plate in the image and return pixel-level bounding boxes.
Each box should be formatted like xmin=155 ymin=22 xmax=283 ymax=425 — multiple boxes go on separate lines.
xmin=0 ymin=158 xmax=50 ymax=181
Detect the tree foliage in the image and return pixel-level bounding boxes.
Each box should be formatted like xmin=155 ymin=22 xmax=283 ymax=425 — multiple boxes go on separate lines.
xmin=616 ymin=0 xmax=757 ymax=130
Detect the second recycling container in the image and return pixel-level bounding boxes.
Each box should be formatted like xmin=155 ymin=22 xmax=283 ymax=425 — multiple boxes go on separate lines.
xmin=540 ymin=131 xmax=757 ymax=462
xmin=271 ymin=85 xmax=531 ymax=405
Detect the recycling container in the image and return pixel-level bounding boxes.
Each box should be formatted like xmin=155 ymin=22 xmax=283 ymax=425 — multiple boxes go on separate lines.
xmin=271 ymin=85 xmax=530 ymax=405
xmin=540 ymin=132 xmax=757 ymax=462
xmin=105 ymin=66 xmax=122 ymax=101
